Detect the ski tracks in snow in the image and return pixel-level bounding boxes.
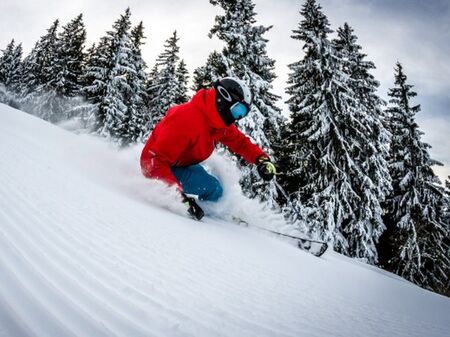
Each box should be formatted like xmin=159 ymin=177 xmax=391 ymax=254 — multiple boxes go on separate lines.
xmin=1 ymin=105 xmax=449 ymax=337
xmin=0 ymin=110 xmax=303 ymax=336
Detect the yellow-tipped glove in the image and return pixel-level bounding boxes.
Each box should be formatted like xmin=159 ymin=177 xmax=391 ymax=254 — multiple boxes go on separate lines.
xmin=256 ymin=157 xmax=277 ymax=181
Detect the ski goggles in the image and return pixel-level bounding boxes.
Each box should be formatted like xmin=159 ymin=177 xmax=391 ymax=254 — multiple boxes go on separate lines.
xmin=230 ymin=101 xmax=250 ymax=120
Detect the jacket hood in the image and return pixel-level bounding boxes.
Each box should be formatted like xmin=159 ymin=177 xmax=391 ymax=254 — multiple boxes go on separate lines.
xmin=190 ymin=88 xmax=226 ymax=130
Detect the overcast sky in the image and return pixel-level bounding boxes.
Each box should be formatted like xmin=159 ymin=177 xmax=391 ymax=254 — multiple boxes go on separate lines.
xmin=1 ymin=0 xmax=449 ymax=182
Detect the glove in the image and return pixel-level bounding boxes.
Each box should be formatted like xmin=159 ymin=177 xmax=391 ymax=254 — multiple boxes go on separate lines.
xmin=257 ymin=156 xmax=277 ymax=181
xmin=182 ymin=193 xmax=204 ymax=220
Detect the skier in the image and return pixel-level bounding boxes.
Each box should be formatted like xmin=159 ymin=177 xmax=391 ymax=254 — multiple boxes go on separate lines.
xmin=140 ymin=77 xmax=277 ymax=220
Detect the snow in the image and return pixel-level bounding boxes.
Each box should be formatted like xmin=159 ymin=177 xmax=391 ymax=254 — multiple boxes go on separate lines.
xmin=0 ymin=103 xmax=449 ymax=337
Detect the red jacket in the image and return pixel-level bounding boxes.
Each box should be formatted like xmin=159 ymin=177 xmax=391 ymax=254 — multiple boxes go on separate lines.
xmin=140 ymin=88 xmax=267 ymax=189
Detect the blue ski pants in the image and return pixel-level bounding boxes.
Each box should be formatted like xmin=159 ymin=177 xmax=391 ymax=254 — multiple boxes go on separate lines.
xmin=171 ymin=164 xmax=223 ymax=202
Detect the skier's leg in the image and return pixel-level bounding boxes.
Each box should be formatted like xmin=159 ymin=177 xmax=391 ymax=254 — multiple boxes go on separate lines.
xmin=171 ymin=164 xmax=223 ymax=202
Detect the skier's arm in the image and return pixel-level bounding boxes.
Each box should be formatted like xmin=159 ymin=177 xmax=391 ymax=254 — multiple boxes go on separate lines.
xmin=218 ymin=124 xmax=268 ymax=164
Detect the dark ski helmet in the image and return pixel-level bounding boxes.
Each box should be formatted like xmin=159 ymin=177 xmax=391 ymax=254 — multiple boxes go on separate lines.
xmin=212 ymin=77 xmax=252 ymax=126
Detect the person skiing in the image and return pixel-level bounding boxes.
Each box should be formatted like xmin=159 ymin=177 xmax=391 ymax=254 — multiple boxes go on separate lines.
xmin=140 ymin=77 xmax=277 ymax=220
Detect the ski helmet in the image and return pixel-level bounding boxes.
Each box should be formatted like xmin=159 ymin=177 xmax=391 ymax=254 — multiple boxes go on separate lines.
xmin=212 ymin=77 xmax=252 ymax=126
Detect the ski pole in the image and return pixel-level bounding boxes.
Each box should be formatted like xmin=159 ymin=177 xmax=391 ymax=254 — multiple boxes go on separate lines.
xmin=273 ymin=179 xmax=303 ymax=220
xmin=272 ymin=179 xmax=328 ymax=247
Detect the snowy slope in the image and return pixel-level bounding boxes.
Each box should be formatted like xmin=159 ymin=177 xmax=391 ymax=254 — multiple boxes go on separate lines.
xmin=0 ymin=103 xmax=449 ymax=337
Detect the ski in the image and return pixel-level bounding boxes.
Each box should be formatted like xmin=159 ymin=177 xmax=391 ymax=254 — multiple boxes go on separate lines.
xmin=297 ymin=238 xmax=328 ymax=257
xmin=231 ymin=215 xmax=249 ymax=226
xmin=229 ymin=216 xmax=328 ymax=257
xmin=204 ymin=213 xmax=328 ymax=257
xmin=253 ymin=226 xmax=328 ymax=257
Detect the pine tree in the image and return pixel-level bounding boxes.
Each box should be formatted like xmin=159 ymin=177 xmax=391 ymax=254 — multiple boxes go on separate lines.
xmin=73 ymin=42 xmax=100 ymax=130
xmin=83 ymin=37 xmax=112 ymax=130
xmin=148 ymin=31 xmax=182 ymax=127
xmin=175 ymin=59 xmax=189 ymax=104
xmin=142 ymin=64 xmax=159 ymax=138
xmin=191 ymin=50 xmax=225 ymax=91
xmin=446 ymin=176 xmax=450 ymax=218
xmin=333 ymin=23 xmax=388 ymax=117
xmin=53 ymin=14 xmax=86 ymax=97
xmin=0 ymin=40 xmax=14 ymax=85
xmin=128 ymin=21 xmax=149 ymax=143
xmin=99 ymin=8 xmax=136 ymax=144
xmin=20 ymin=20 xmax=60 ymax=97
xmin=17 ymin=20 xmax=62 ymax=121
xmin=281 ymin=0 xmax=341 ymax=234
xmin=332 ymin=22 xmax=392 ymax=259
xmin=281 ymin=0 xmax=390 ymax=263
xmin=445 ymin=176 xmax=450 ymax=295
xmin=24 ymin=14 xmax=88 ymax=122
xmin=83 ymin=9 xmax=147 ymax=145
xmin=0 ymin=39 xmax=23 ymax=92
xmin=9 ymin=43 xmax=23 ymax=93
xmin=379 ymin=62 xmax=450 ymax=293
xmin=205 ymin=0 xmax=284 ymax=207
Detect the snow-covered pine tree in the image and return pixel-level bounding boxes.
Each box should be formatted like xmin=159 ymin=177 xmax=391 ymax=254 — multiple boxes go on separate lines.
xmin=191 ymin=50 xmax=225 ymax=91
xmin=281 ymin=0 xmax=390 ymax=263
xmin=98 ymin=8 xmax=137 ymax=144
xmin=0 ymin=39 xmax=23 ymax=106
xmin=138 ymin=65 xmax=161 ymax=140
xmin=379 ymin=62 xmax=450 ymax=293
xmin=27 ymin=14 xmax=87 ymax=122
xmin=82 ymin=42 xmax=97 ymax=81
xmin=20 ymin=20 xmax=60 ymax=98
xmin=279 ymin=0 xmax=333 ymax=204
xmin=0 ymin=39 xmax=23 ymax=93
xmin=445 ymin=176 xmax=450 ymax=296
xmin=147 ymin=31 xmax=182 ymax=127
xmin=331 ymin=22 xmax=392 ymax=260
xmin=8 ymin=43 xmax=23 ymax=94
xmin=142 ymin=64 xmax=159 ymax=136
xmin=333 ymin=23 xmax=388 ymax=119
xmin=128 ymin=21 xmax=149 ymax=143
xmin=175 ymin=59 xmax=189 ymax=104
xmin=18 ymin=19 xmax=63 ymax=121
xmin=205 ymin=0 xmax=284 ymax=207
xmin=64 ymin=42 xmax=97 ymax=131
xmin=0 ymin=40 xmax=15 ymax=85
xmin=83 ymin=9 xmax=147 ymax=145
xmin=83 ymin=37 xmax=112 ymax=131
xmin=53 ymin=14 xmax=86 ymax=97
xmin=446 ymin=176 xmax=450 ymax=215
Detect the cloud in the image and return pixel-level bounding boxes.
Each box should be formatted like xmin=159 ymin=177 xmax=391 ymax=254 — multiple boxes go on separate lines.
xmin=418 ymin=114 xmax=450 ymax=182
xmin=320 ymin=0 xmax=450 ymax=95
